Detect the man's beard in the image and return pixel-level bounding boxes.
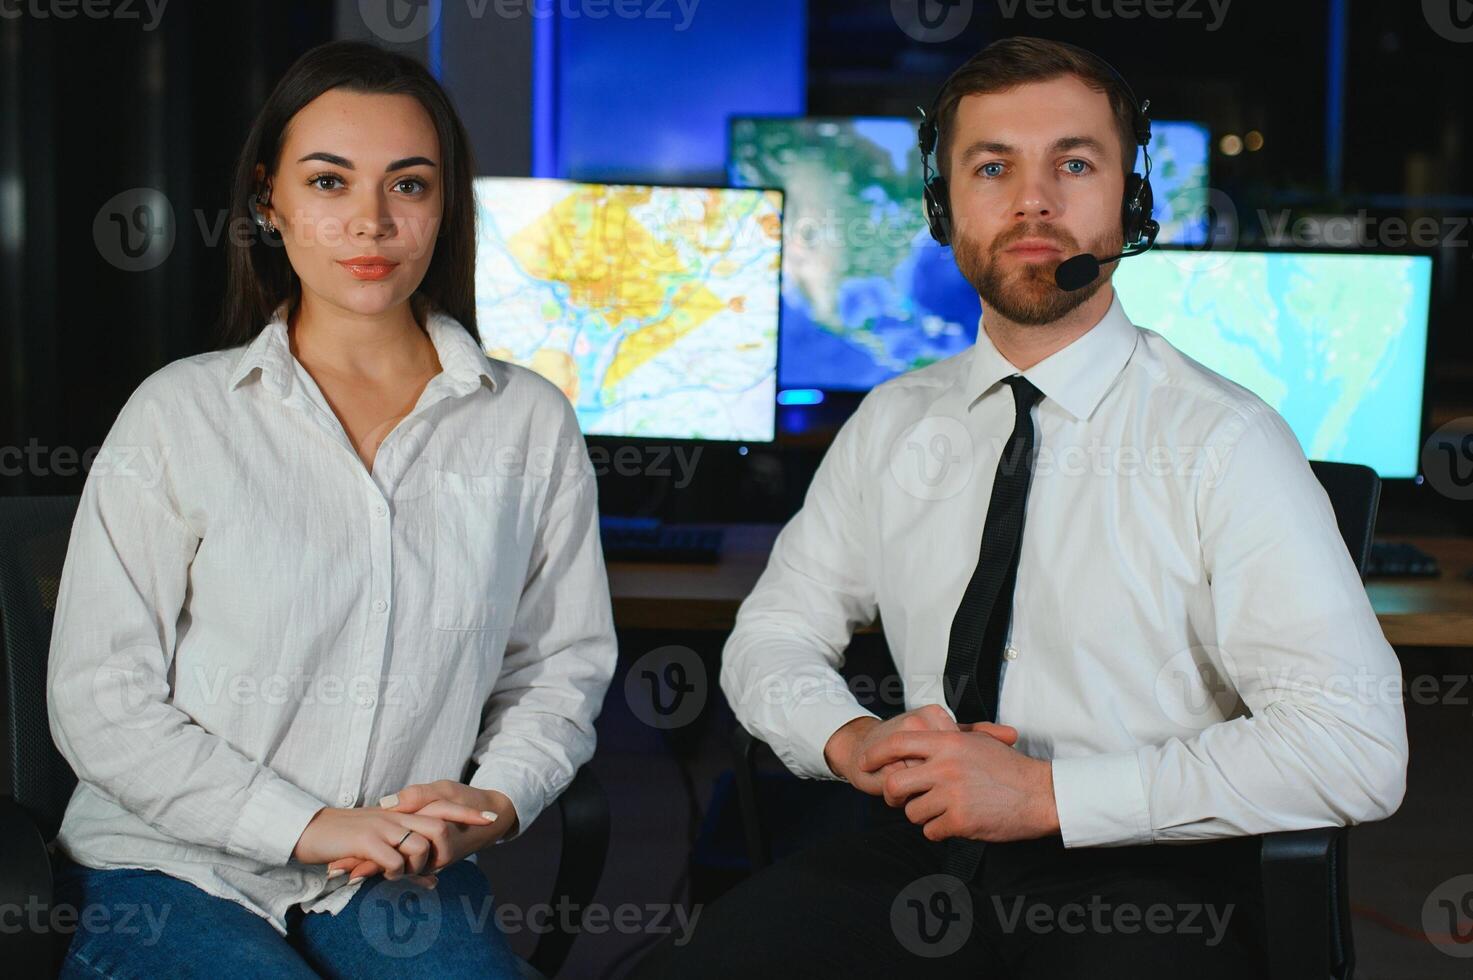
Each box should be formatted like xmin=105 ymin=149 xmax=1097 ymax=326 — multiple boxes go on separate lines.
xmin=953 ymin=222 xmax=1122 ymax=326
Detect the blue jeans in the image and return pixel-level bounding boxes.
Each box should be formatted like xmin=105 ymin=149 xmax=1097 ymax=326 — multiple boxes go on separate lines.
xmin=51 ymin=850 xmax=525 ymax=979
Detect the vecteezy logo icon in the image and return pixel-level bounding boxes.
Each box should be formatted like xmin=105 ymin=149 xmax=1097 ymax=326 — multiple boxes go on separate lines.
xmin=1422 ymin=875 xmax=1473 ymax=958
xmin=625 ymin=645 xmax=706 ymax=730
xmin=1163 ymin=188 xmax=1240 ymax=275
xmin=358 ymin=876 xmax=442 ymax=957
xmin=888 ymin=416 xmax=974 ymax=501
xmin=358 ymin=0 xmax=441 ymax=44
xmin=1423 ymin=0 xmax=1473 ymax=42
xmin=891 ymin=0 xmax=974 ymax=43
xmin=92 ymin=646 xmax=164 ymax=731
xmin=93 ymin=188 xmax=175 ymax=273
xmin=1152 ymin=645 xmax=1241 ymax=731
xmin=1421 ymin=419 xmax=1473 ymax=501
xmin=891 ymin=874 xmax=973 ymax=957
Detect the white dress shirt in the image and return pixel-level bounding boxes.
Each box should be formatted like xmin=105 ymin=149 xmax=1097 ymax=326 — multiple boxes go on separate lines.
xmin=721 ymin=290 xmax=1408 ymax=848
xmin=46 ymin=307 xmax=616 ymax=935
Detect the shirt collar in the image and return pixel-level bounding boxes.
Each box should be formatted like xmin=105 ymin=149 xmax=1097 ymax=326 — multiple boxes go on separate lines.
xmin=227 ymin=304 xmax=502 ymax=399
xmin=966 ymin=289 xmax=1139 ymax=421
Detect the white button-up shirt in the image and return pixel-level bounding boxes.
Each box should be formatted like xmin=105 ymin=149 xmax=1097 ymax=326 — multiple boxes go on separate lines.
xmin=721 ymin=290 xmax=1408 ymax=848
xmin=47 ymin=308 xmax=616 ymax=934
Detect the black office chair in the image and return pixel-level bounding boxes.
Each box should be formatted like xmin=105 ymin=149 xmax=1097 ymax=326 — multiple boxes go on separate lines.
xmin=0 ymin=495 xmax=609 ymax=979
xmin=731 ymin=460 xmax=1382 ymax=980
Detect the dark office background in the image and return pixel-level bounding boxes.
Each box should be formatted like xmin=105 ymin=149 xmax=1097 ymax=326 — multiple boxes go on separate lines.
xmin=3 ymin=3 xmax=1473 ymax=978
xmin=3 ymin=0 xmax=1471 ymax=531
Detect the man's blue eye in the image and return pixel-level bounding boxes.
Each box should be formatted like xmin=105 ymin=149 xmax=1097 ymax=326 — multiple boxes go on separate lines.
xmin=1064 ymin=159 xmax=1090 ymax=174
xmin=981 ymin=162 xmax=1004 ymax=178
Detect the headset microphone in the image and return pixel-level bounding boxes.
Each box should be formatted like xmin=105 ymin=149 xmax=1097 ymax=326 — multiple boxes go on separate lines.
xmin=1053 ymin=215 xmax=1160 ymax=292
xmin=918 ymin=58 xmax=1160 ymax=293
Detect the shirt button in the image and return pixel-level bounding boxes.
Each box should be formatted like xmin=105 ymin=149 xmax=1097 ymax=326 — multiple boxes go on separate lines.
xmin=1004 ymin=646 xmax=1019 ymax=661
xmin=338 ymin=793 xmax=353 ymax=807
xmin=357 ymin=693 xmax=377 ymax=709
xmin=373 ymin=503 xmax=387 ymax=517
xmin=372 ymin=598 xmax=388 ymax=613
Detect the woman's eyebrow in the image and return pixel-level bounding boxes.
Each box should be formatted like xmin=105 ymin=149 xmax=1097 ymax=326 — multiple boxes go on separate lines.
xmin=295 ymin=151 xmax=438 ymax=170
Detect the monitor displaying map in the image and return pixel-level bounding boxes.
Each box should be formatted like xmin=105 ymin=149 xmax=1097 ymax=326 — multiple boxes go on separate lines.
xmin=726 ymin=116 xmax=1211 ymax=392
xmin=472 ymin=177 xmax=783 ymax=442
xmin=1112 ymin=249 xmax=1433 ymax=478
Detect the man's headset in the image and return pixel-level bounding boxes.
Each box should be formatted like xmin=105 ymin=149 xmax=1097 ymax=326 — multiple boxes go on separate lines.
xmin=916 ymin=60 xmax=1160 ymax=254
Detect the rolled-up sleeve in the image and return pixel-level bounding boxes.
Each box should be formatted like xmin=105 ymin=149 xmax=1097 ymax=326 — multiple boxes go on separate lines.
xmin=720 ymin=396 xmax=880 ymax=781
xmin=467 ymin=418 xmax=616 ymax=840
xmin=46 ymin=385 xmax=328 ymax=867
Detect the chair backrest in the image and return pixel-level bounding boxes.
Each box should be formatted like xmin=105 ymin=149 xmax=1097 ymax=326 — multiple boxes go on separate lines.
xmin=1306 ymin=460 xmax=1380 ymax=980
xmin=0 ymin=495 xmax=82 ymax=840
xmin=1307 ymin=460 xmax=1380 ymax=576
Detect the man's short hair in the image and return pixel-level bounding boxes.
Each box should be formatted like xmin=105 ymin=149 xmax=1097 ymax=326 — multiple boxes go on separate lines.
xmin=932 ymin=37 xmax=1141 ymax=183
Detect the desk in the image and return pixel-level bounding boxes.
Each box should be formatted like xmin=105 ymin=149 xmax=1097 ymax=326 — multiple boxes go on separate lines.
xmin=1368 ymin=537 xmax=1473 ymax=647
xmin=607 ymin=526 xmax=1473 ymax=648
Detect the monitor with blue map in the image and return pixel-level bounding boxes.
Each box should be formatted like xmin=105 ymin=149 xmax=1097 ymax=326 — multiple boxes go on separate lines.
xmin=726 ymin=115 xmax=1211 ymax=393
xmin=471 ymin=177 xmax=783 ymax=443
xmin=1112 ymin=249 xmax=1433 ymax=479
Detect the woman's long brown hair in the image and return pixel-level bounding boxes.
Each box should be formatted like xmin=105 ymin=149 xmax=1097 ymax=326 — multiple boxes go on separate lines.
xmin=215 ymin=40 xmax=480 ymax=349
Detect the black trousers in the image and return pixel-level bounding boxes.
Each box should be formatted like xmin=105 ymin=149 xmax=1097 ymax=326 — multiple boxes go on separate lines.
xmin=633 ymin=805 xmax=1266 ymax=979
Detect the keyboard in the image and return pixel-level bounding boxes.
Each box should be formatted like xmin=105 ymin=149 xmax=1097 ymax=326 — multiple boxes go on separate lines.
xmin=1365 ymin=540 xmax=1440 ymax=578
xmin=600 ymin=517 xmax=725 ymax=564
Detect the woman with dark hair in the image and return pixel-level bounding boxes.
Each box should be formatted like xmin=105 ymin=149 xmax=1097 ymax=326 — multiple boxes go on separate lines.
xmin=45 ymin=40 xmax=615 ymax=977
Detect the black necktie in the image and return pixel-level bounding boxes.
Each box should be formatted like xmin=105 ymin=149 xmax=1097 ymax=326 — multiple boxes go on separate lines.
xmin=940 ymin=375 xmax=1042 ymax=882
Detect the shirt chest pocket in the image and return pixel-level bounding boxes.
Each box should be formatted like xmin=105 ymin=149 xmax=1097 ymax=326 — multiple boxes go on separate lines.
xmin=432 ymin=469 xmax=535 ymax=631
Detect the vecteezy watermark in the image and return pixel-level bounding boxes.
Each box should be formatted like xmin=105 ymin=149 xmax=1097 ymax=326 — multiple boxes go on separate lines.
xmin=625 ymin=645 xmax=707 ymax=730
xmin=888 ymin=416 xmax=975 ymax=502
xmin=0 ymin=439 xmax=78 ymax=478
xmin=359 ymin=875 xmax=444 ymax=957
xmin=92 ymin=189 xmax=445 ymax=273
xmin=187 ymin=667 xmax=430 ymax=712
xmin=992 ymin=895 xmax=1237 ymax=945
xmin=91 ymin=646 xmax=168 ymax=731
xmin=1153 ymin=644 xmax=1436 ymax=731
xmin=1421 ymin=418 xmax=1473 ymax=501
xmin=0 ymin=438 xmax=163 ymax=481
xmin=1422 ymin=874 xmax=1473 ymax=958
xmin=1423 ymin=0 xmax=1473 ymax=43
xmin=94 ymin=188 xmax=176 ymax=273
xmin=357 ymin=0 xmax=701 ymax=44
xmin=994 ymin=0 xmax=1230 ymax=31
xmin=892 ymin=874 xmax=974 ymax=957
xmin=354 ymin=877 xmax=703 ymax=955
xmin=1152 ymin=645 xmax=1242 ymax=731
xmin=439 ymin=437 xmax=704 ymax=487
xmin=1259 ymin=209 xmax=1473 ymax=251
xmin=470 ymin=896 xmax=701 ymax=945
xmin=0 ymin=0 xmax=168 ymax=29
xmin=91 ymin=656 xmax=438 ymax=731
xmin=885 ymin=417 xmax=1235 ymax=503
xmin=96 ymin=185 xmax=766 ymax=276
xmin=891 ymin=0 xmax=974 ymax=43
xmin=589 ymin=445 xmax=703 ymax=488
xmin=0 ymin=896 xmax=172 ymax=943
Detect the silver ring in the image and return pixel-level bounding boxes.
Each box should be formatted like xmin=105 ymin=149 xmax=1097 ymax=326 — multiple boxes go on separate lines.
xmin=396 ymin=829 xmax=413 ymax=848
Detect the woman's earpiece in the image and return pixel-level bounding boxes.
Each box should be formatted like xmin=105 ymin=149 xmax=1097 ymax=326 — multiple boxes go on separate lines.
xmin=252 ymin=184 xmax=276 ymax=235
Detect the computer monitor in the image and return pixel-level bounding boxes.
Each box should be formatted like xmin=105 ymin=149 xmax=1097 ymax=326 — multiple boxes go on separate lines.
xmin=1137 ymin=121 xmax=1211 ymax=247
xmin=1112 ymin=249 xmax=1434 ymax=479
xmin=726 ymin=115 xmax=1212 ymax=394
xmin=472 ymin=177 xmax=783 ymax=443
xmin=728 ymin=115 xmax=972 ymax=393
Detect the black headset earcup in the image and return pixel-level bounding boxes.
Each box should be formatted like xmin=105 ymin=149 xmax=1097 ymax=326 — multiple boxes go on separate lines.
xmin=923 ymin=175 xmax=952 ymax=246
xmin=1122 ymin=173 xmax=1152 ymax=246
